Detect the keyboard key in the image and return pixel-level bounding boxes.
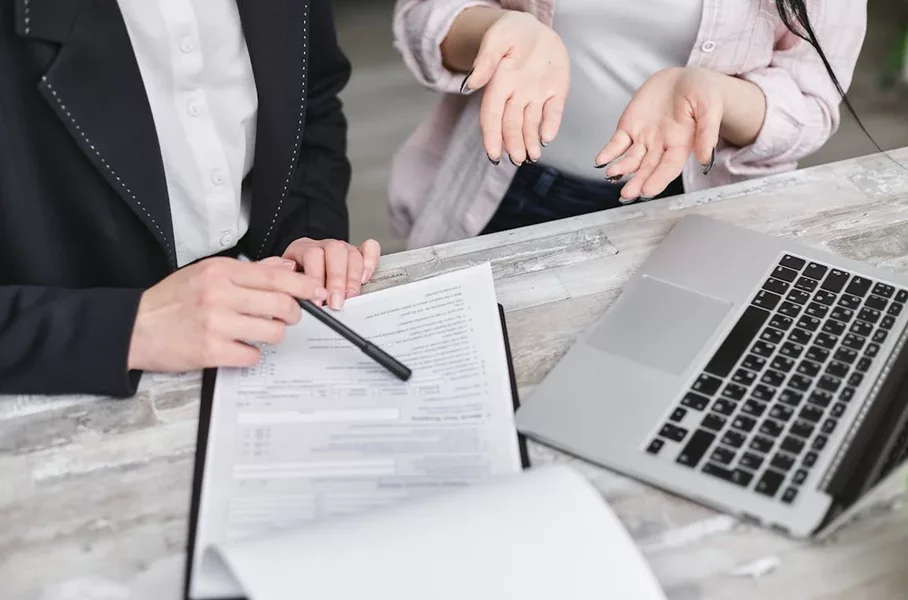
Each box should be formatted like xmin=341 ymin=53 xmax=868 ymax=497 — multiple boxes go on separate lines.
xmin=817 ymin=375 xmax=842 ymax=393
xmin=795 ymin=277 xmax=818 ymax=293
xmin=846 ymin=276 xmax=872 ymax=297
xmin=771 ymin=356 xmax=796 ymax=373
xmin=830 ymin=306 xmax=855 ymax=323
xmin=756 ymin=469 xmax=785 ymax=498
xmin=856 ymin=357 xmax=872 ymax=372
xmin=831 ymin=402 xmax=847 ymax=418
xmin=881 ymin=315 xmax=896 ymax=330
xmin=843 ymin=334 xmax=866 ymax=351
xmin=647 ymin=439 xmax=665 ymax=455
xmin=799 ymin=404 xmax=824 ymax=423
xmin=839 ymin=294 xmax=861 ymax=310
xmin=822 ymin=320 xmax=846 ymax=336
xmin=849 ymin=321 xmax=873 ymax=337
xmin=873 ymin=283 xmax=895 ymax=298
xmin=805 ymin=346 xmax=829 ymax=363
xmin=848 ymin=372 xmax=863 ymax=387
xmin=704 ymin=306 xmax=771 ymax=377
xmin=772 ymin=265 xmax=799 ymax=282
xmin=821 ymin=418 xmax=838 ymax=435
xmin=781 ymin=435 xmax=805 ymax=455
xmin=808 ymin=390 xmax=833 ymax=408
xmin=702 ymin=463 xmax=754 ymax=487
xmin=759 ymin=419 xmax=785 ymax=437
xmin=780 ymin=255 xmax=806 ymax=271
xmin=805 ymin=302 xmax=830 ymax=319
xmin=760 ymin=328 xmax=784 ymax=345
xmin=659 ymin=424 xmax=688 ymax=442
xmin=693 ymin=374 xmax=723 ymax=395
xmin=804 ymin=263 xmax=828 ymax=281
xmin=769 ymin=315 xmax=794 ymax=331
xmin=796 ymin=360 xmax=821 ymax=377
xmin=793 ymin=469 xmax=809 ymax=485
xmin=670 ymin=407 xmax=688 ymax=422
xmin=753 ymin=341 xmax=776 ymax=358
xmin=790 ymin=328 xmax=812 ymax=346
xmin=873 ymin=329 xmax=888 ymax=344
xmin=682 ymin=392 xmax=710 ymax=411
xmin=740 ymin=452 xmax=764 ymax=470
xmin=722 ymin=383 xmax=748 ymax=401
xmin=813 ymin=435 xmax=829 ymax=451
xmin=865 ymin=295 xmax=889 ymax=311
xmin=752 ymin=384 xmax=776 ymax=402
xmin=787 ymin=289 xmax=812 ymax=305
xmin=721 ymin=429 xmax=747 ymax=449
xmin=825 ymin=361 xmax=849 ymax=379
xmin=771 ymin=452 xmax=796 ymax=472
xmin=750 ymin=435 xmax=775 ymax=454
xmin=865 ymin=343 xmax=880 ymax=358
xmin=710 ymin=446 xmax=736 ymax=465
xmin=889 ymin=302 xmax=904 ymax=317
xmin=742 ymin=399 xmax=767 ymax=417
xmin=769 ymin=404 xmax=794 ymax=422
xmin=763 ymin=278 xmax=790 ymax=295
xmin=702 ymin=413 xmax=728 ymax=432
xmin=779 ymin=389 xmax=804 ymax=407
xmin=835 ymin=348 xmax=858 ymax=365
xmin=761 ymin=369 xmax=786 ymax=388
xmin=782 ymin=487 xmax=799 ymax=504
xmin=712 ymin=399 xmax=737 ymax=416
xmin=897 ymin=290 xmax=908 ymax=303
xmin=789 ymin=374 xmax=813 ymax=391
xmin=733 ymin=369 xmax=758 ymax=385
xmin=742 ymin=354 xmax=768 ymax=372
xmin=815 ymin=332 xmax=838 ymax=349
xmin=821 ymin=269 xmax=849 ymax=293
xmin=840 ymin=387 xmax=856 ymax=403
xmin=676 ymin=429 xmax=717 ymax=467
xmin=780 ymin=342 xmax=805 ymax=359
xmin=778 ymin=301 xmax=802 ymax=318
xmin=732 ymin=415 xmax=757 ymax=432
xmin=815 ymin=290 xmax=838 ymax=306
xmin=790 ymin=420 xmax=815 ymax=439
xmin=752 ymin=290 xmax=782 ymax=311
xmin=803 ymin=451 xmax=819 ymax=467
xmin=858 ymin=307 xmax=881 ymax=324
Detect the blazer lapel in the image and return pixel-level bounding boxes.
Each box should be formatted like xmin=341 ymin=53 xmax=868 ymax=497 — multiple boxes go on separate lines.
xmin=18 ymin=0 xmax=177 ymax=267
xmin=235 ymin=0 xmax=310 ymax=258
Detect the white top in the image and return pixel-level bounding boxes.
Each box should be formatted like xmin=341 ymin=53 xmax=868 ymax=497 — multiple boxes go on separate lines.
xmin=117 ymin=0 xmax=258 ymax=267
xmin=537 ymin=0 xmax=703 ymax=181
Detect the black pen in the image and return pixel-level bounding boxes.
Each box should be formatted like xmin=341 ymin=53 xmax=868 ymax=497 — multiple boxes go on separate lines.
xmin=297 ymin=299 xmax=412 ymax=382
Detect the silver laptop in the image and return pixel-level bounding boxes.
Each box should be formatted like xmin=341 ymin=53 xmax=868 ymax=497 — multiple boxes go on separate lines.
xmin=515 ymin=214 xmax=908 ymax=539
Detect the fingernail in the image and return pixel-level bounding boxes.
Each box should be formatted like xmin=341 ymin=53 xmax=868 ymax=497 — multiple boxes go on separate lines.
xmin=702 ymin=147 xmax=716 ymax=175
xmin=509 ymin=155 xmax=522 ymax=167
xmin=594 ymin=161 xmax=609 ymax=169
xmin=329 ymin=291 xmax=344 ymax=310
xmin=541 ymin=140 xmax=549 ymax=148
xmin=460 ymin=68 xmax=474 ymax=94
xmin=639 ymin=195 xmax=654 ymax=201
xmin=313 ymin=287 xmax=329 ymax=302
xmin=361 ymin=269 xmax=373 ymax=284
xmin=346 ymin=289 xmax=359 ymax=299
xmin=524 ymin=157 xmax=536 ymax=165
xmin=281 ymin=258 xmax=297 ymax=269
xmin=606 ymin=174 xmax=623 ymax=184
xmin=488 ymin=155 xmax=500 ymax=166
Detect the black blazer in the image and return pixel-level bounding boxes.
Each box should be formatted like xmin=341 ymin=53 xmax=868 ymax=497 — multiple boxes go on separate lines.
xmin=0 ymin=0 xmax=352 ymax=396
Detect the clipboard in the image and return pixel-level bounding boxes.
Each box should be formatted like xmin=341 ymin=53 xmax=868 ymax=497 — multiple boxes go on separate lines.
xmin=183 ymin=304 xmax=528 ymax=600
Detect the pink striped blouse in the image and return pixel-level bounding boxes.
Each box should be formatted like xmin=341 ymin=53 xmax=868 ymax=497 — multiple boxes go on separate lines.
xmin=389 ymin=0 xmax=867 ymax=249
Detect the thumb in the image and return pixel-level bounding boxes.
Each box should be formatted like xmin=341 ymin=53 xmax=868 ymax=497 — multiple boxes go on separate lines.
xmin=693 ymin=104 xmax=721 ymax=171
xmin=461 ymin=31 xmax=509 ymax=93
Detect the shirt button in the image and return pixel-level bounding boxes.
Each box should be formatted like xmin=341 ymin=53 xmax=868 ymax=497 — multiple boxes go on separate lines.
xmin=701 ymin=41 xmax=717 ymax=53
xmin=180 ymin=37 xmax=194 ymax=53
xmin=220 ymin=232 xmax=235 ymax=248
xmin=211 ymin=170 xmax=226 ymax=185
xmin=187 ymin=102 xmax=201 ymax=117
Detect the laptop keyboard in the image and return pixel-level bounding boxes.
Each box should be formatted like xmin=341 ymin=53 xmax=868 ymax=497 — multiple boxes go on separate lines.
xmin=646 ymin=253 xmax=906 ymax=505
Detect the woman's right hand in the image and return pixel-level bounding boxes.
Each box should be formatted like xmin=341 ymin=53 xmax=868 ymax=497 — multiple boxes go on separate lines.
xmin=461 ymin=11 xmax=570 ymax=166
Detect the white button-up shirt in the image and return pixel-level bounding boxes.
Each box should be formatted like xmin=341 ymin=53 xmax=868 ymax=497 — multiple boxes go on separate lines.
xmin=117 ymin=0 xmax=258 ymax=266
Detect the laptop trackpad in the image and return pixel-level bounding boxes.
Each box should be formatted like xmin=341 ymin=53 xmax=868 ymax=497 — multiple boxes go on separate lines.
xmin=587 ymin=276 xmax=732 ymax=376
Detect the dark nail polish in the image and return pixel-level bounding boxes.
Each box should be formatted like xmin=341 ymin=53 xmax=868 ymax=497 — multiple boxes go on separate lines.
xmin=509 ymin=155 xmax=522 ymax=167
xmin=541 ymin=140 xmax=549 ymax=148
xmin=524 ymin=157 xmax=536 ymax=164
xmin=639 ymin=195 xmax=654 ymax=201
xmin=605 ymin=175 xmax=623 ymax=184
xmin=460 ymin=68 xmax=474 ymax=94
xmin=702 ymin=147 xmax=716 ymax=175
xmin=487 ymin=155 xmax=500 ymax=165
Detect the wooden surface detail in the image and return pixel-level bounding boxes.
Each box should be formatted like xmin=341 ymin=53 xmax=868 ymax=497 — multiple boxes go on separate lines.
xmin=4 ymin=149 xmax=908 ymax=599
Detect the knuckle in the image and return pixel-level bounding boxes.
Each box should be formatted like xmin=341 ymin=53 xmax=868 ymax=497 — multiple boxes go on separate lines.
xmin=325 ymin=240 xmax=347 ymax=253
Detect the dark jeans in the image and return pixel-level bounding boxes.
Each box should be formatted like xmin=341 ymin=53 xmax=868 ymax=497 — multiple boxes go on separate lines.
xmin=481 ymin=162 xmax=684 ymax=235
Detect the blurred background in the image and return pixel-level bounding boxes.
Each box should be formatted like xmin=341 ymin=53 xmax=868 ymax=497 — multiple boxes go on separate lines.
xmin=334 ymin=0 xmax=908 ymax=255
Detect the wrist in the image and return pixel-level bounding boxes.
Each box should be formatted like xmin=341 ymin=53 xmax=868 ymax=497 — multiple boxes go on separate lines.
xmin=442 ymin=6 xmax=509 ymax=73
xmin=714 ymin=73 xmax=767 ymax=147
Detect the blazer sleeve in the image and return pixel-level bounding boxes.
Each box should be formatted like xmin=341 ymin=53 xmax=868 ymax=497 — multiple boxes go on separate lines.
xmin=272 ymin=0 xmax=352 ymax=253
xmin=719 ymin=0 xmax=867 ymax=177
xmin=0 ymin=286 xmax=144 ymax=396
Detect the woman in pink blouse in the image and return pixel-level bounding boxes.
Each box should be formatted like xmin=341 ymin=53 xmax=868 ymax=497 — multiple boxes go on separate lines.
xmin=389 ymin=0 xmax=867 ymax=249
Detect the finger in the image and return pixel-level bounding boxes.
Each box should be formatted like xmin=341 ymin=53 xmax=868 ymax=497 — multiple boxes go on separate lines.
xmin=464 ymin=27 xmax=510 ymax=92
xmin=539 ymin=95 xmax=565 ymax=147
xmin=595 ymin=130 xmax=633 ymax=170
xmin=605 ymin=139 xmax=647 ymax=179
xmin=694 ymin=107 xmax=722 ymax=170
xmin=502 ymin=95 xmax=528 ymax=164
xmin=620 ymin=145 xmax=665 ymax=201
xmin=359 ymin=239 xmax=381 ymax=284
xmin=258 ymin=256 xmax=285 ymax=267
xmin=221 ymin=314 xmax=288 ymax=347
xmin=202 ymin=340 xmax=262 ymax=368
xmin=480 ymin=78 xmax=509 ymax=163
xmin=323 ymin=240 xmax=349 ymax=310
xmin=228 ymin=262 xmax=328 ymax=304
xmin=345 ymin=248 xmax=364 ymax=299
xmin=299 ymin=246 xmax=326 ymax=288
xmin=228 ymin=288 xmax=302 ymax=324
xmin=523 ymin=102 xmax=544 ymax=162
xmin=640 ymin=146 xmax=689 ymax=198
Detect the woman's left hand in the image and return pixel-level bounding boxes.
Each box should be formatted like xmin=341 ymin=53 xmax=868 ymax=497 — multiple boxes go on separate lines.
xmin=595 ymin=67 xmax=724 ymax=202
xmin=281 ymin=238 xmax=382 ymax=310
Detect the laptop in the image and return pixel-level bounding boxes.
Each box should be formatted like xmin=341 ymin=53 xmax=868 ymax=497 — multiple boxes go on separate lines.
xmin=515 ymin=214 xmax=908 ymax=539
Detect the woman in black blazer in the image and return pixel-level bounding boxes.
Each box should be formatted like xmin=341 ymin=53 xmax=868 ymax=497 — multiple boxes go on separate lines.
xmin=0 ymin=0 xmax=378 ymax=396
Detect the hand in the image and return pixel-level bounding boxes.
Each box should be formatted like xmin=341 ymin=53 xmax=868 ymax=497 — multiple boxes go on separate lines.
xmin=595 ymin=67 xmax=723 ymax=202
xmin=281 ymin=238 xmax=381 ymax=310
xmin=462 ymin=11 xmax=570 ymax=165
xmin=127 ymin=257 xmax=328 ymax=372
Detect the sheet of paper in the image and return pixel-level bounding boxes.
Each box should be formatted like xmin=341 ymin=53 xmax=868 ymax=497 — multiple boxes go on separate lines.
xmin=217 ymin=465 xmax=667 ymax=600
xmin=189 ymin=263 xmax=523 ymax=599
